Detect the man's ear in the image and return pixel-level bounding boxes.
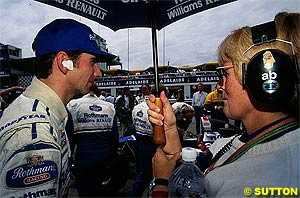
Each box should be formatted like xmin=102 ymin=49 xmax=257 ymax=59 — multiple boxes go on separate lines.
xmin=56 ymin=51 xmax=72 ymax=74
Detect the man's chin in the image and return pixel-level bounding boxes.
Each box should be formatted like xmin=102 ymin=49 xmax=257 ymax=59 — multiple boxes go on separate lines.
xmin=79 ymin=87 xmax=90 ymax=95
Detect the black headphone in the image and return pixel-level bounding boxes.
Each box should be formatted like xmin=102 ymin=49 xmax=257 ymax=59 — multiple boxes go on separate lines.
xmin=174 ymin=104 xmax=188 ymax=122
xmin=174 ymin=104 xmax=194 ymax=131
xmin=242 ymin=21 xmax=299 ymax=106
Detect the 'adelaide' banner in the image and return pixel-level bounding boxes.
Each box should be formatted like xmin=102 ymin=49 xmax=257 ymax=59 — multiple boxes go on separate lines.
xmin=95 ymin=74 xmax=219 ymax=88
xmin=18 ymin=72 xmax=219 ymax=88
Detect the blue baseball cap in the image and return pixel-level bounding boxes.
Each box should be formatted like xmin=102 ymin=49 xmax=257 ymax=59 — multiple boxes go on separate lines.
xmin=32 ymin=18 xmax=115 ymax=61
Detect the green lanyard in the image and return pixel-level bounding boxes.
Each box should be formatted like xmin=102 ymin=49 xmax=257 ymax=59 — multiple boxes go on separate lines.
xmin=205 ymin=117 xmax=299 ymax=175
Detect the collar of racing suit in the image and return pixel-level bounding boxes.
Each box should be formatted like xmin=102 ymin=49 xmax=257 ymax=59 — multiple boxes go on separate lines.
xmin=22 ymin=76 xmax=68 ymax=126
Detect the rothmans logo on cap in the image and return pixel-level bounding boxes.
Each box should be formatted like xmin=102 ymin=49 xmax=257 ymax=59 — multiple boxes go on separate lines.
xmin=89 ymin=34 xmax=96 ymax=41
xmin=263 ymin=51 xmax=276 ymax=69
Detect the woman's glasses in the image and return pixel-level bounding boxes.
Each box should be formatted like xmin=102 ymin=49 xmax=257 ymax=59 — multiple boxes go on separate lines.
xmin=216 ymin=65 xmax=234 ymax=83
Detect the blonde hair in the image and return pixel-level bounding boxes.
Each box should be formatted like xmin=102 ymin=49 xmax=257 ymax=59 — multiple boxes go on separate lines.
xmin=275 ymin=12 xmax=300 ymax=56
xmin=217 ymin=24 xmax=294 ymax=84
xmin=275 ymin=12 xmax=300 ymax=118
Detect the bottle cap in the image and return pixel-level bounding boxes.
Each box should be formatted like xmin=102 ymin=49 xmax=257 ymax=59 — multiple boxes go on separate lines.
xmin=182 ymin=147 xmax=197 ymax=162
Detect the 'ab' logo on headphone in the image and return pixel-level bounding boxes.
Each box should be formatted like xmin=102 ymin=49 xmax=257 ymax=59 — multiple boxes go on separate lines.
xmin=261 ymin=51 xmax=279 ymax=94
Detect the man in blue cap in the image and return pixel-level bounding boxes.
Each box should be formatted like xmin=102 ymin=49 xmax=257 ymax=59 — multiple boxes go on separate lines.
xmin=0 ymin=19 xmax=115 ymax=197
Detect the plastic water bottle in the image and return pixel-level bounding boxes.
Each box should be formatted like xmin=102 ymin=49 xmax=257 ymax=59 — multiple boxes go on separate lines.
xmin=169 ymin=147 xmax=209 ymax=197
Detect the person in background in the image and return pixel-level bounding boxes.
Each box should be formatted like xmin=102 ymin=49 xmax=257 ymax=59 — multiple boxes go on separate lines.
xmin=99 ymin=90 xmax=107 ymax=101
xmin=115 ymin=90 xmax=123 ymax=104
xmin=115 ymin=86 xmax=135 ymax=137
xmin=130 ymin=84 xmax=167 ymax=197
xmin=0 ymin=86 xmax=26 ymax=102
xmin=0 ymin=86 xmax=26 ymax=118
xmin=192 ymin=82 xmax=208 ymax=136
xmin=0 ymin=18 xmax=114 ymax=197
xmin=67 ymin=83 xmax=119 ymax=197
xmin=176 ymin=88 xmax=185 ymax=102
xmin=204 ymin=81 xmax=228 ymax=123
xmin=135 ymin=84 xmax=150 ymax=104
xmin=106 ymin=93 xmax=115 ymax=104
xmin=147 ymin=14 xmax=299 ymax=197
xmin=172 ymin=102 xmax=194 ymax=143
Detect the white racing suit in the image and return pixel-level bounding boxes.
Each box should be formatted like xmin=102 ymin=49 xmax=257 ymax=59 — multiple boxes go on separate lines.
xmin=131 ymin=101 xmax=153 ymax=137
xmin=0 ymin=77 xmax=71 ymax=198
xmin=66 ymin=94 xmax=119 ymax=197
xmin=130 ymin=101 xmax=155 ymax=197
xmin=67 ymin=94 xmax=117 ymax=136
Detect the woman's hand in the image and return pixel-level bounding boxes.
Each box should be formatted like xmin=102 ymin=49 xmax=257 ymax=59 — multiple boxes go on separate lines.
xmin=147 ymin=91 xmax=182 ymax=154
xmin=152 ymin=147 xmax=181 ymax=180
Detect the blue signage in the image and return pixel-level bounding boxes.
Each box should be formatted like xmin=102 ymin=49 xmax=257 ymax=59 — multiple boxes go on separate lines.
xmin=95 ymin=74 xmax=219 ymax=88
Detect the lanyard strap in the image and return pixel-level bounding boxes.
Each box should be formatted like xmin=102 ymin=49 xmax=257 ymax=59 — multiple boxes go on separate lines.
xmin=205 ymin=117 xmax=298 ymax=175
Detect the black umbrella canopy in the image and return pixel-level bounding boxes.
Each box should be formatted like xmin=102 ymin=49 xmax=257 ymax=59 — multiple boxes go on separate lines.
xmin=34 ymin=0 xmax=237 ymax=31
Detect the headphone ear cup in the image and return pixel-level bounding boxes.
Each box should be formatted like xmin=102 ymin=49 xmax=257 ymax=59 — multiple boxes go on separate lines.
xmin=246 ymin=49 xmax=295 ymax=105
xmin=174 ymin=104 xmax=185 ymax=124
xmin=174 ymin=109 xmax=183 ymax=122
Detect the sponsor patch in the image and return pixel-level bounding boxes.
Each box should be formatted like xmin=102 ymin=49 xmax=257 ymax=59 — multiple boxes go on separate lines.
xmin=137 ymin=110 xmax=143 ymax=117
xmin=26 ymin=155 xmax=44 ymax=166
xmin=89 ymin=104 xmax=102 ymax=111
xmin=11 ymin=188 xmax=57 ymax=198
xmin=6 ymin=158 xmax=58 ymax=188
xmin=0 ymin=113 xmax=47 ymax=133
